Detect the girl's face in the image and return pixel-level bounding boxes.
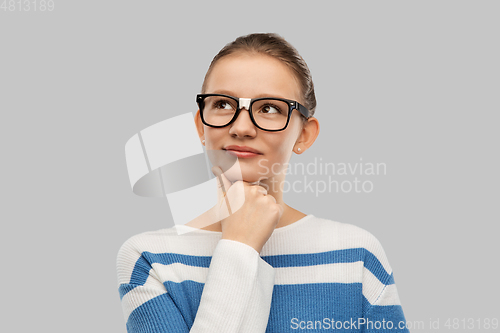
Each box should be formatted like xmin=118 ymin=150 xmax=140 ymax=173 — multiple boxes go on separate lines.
xmin=195 ymin=52 xmax=305 ymax=185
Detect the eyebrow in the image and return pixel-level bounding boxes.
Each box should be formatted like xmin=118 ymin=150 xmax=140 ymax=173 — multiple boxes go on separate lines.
xmin=209 ymin=90 xmax=290 ymax=100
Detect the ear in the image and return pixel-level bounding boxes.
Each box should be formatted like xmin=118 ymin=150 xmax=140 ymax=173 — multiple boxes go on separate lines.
xmin=194 ymin=110 xmax=205 ymax=142
xmin=294 ymin=117 xmax=320 ymax=153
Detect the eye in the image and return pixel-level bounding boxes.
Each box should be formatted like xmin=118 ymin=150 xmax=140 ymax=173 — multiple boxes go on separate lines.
xmin=214 ymin=99 xmax=235 ymax=110
xmin=260 ymin=104 xmax=282 ymax=114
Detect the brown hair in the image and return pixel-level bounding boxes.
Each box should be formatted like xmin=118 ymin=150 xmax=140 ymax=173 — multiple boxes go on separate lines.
xmin=201 ymin=33 xmax=317 ymax=118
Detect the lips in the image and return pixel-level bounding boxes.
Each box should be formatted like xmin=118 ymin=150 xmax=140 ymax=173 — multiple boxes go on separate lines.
xmin=223 ymin=145 xmax=263 ymax=158
xmin=223 ymin=145 xmax=262 ymax=154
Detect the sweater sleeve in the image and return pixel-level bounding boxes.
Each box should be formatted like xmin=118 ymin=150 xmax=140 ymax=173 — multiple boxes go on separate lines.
xmin=360 ymin=234 xmax=409 ymax=333
xmin=117 ymin=237 xmax=275 ymax=333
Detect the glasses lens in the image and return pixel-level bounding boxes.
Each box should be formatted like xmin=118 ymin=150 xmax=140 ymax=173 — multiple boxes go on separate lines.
xmin=252 ymin=99 xmax=289 ymax=130
xmin=202 ymin=96 xmax=238 ymax=126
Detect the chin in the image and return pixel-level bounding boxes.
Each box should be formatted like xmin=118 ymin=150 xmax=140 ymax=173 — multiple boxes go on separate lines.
xmin=238 ymin=165 xmax=267 ymax=182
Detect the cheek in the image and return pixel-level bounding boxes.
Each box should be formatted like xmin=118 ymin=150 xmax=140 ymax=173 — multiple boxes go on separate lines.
xmin=274 ymin=125 xmax=301 ymax=151
xmin=204 ymin=128 xmax=224 ymax=148
xmin=263 ymin=134 xmax=295 ymax=166
xmin=272 ymin=124 xmax=301 ymax=163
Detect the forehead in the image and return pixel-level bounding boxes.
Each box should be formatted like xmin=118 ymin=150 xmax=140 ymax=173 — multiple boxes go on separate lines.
xmin=205 ymin=53 xmax=301 ymax=101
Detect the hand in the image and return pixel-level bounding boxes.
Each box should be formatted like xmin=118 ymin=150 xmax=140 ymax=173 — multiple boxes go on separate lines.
xmin=212 ymin=166 xmax=284 ymax=254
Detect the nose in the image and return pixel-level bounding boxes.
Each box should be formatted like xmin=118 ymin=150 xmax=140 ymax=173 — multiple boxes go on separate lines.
xmin=228 ymin=103 xmax=257 ymax=137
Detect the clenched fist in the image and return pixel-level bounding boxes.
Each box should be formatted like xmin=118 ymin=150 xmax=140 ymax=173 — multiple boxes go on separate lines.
xmin=212 ymin=166 xmax=284 ymax=254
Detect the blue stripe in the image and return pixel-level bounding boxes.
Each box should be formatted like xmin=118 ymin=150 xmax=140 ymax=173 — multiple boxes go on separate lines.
xmin=163 ymin=280 xmax=204 ymax=327
xmin=362 ymin=296 xmax=409 ymax=332
xmin=263 ymin=248 xmax=393 ymax=285
xmin=263 ymin=248 xmax=364 ymax=267
xmin=121 ymin=248 xmax=393 ymax=299
xmin=127 ymin=294 xmax=190 ymax=333
xmin=270 ymin=283 xmax=363 ymax=331
xmin=123 ymin=282 xmax=407 ymax=332
xmin=119 ymin=283 xmax=138 ymax=300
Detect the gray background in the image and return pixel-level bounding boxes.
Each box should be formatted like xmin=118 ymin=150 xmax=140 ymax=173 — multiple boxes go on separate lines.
xmin=1 ymin=1 xmax=498 ymax=332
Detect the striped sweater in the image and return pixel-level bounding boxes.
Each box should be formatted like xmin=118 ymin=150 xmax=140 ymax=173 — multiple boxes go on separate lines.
xmin=116 ymin=214 xmax=409 ymax=332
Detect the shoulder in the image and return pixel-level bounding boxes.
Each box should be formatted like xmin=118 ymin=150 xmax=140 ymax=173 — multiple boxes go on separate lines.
xmin=308 ymin=216 xmax=392 ymax=271
xmin=310 ymin=216 xmax=383 ymax=248
xmin=116 ymin=227 xmax=186 ymax=284
xmin=117 ymin=228 xmax=173 ymax=257
xmin=116 ymin=225 xmax=220 ymax=262
xmin=115 ymin=228 xmax=170 ymax=273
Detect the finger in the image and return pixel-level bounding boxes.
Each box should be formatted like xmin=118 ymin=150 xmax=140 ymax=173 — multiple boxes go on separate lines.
xmin=211 ymin=166 xmax=233 ymax=196
xmin=254 ymin=181 xmax=269 ymax=195
xmin=267 ymin=194 xmax=277 ymax=203
xmin=240 ymin=179 xmax=267 ymax=195
xmin=256 ymin=184 xmax=268 ymax=195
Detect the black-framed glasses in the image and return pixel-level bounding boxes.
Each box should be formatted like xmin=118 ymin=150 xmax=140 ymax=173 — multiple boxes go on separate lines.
xmin=196 ymin=93 xmax=311 ymax=132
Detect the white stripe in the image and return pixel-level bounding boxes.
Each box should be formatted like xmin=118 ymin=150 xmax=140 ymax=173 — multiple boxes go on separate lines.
xmin=116 ymin=246 xmax=142 ymax=287
xmin=152 ymin=262 xmax=209 ymax=284
xmin=362 ymin=268 xmax=400 ymax=306
xmin=149 ymin=261 xmax=398 ymax=306
xmin=146 ymin=261 xmax=400 ymax=307
xmin=121 ymin=274 xmax=167 ymax=322
xmin=274 ymin=262 xmax=363 ymax=285
xmin=151 ymin=261 xmax=363 ymax=285
xmin=375 ymin=284 xmax=401 ymax=306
